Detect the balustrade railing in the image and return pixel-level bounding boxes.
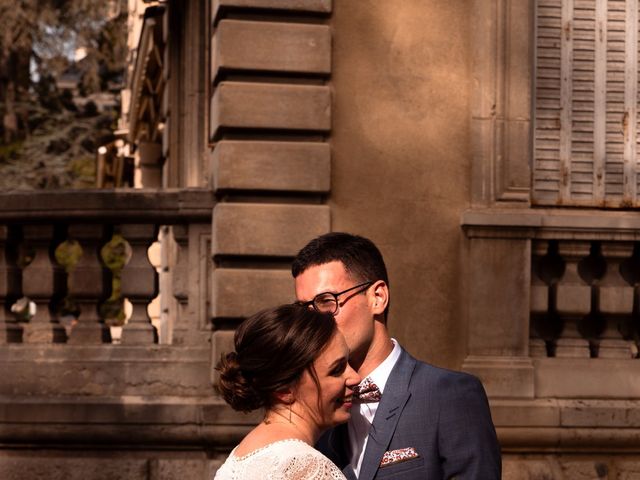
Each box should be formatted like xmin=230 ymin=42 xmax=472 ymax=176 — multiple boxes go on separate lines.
xmin=531 ymin=239 xmax=640 ymax=359
xmin=0 ymin=189 xmax=214 ymax=347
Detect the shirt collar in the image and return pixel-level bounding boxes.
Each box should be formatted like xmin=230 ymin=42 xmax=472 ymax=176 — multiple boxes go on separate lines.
xmin=364 ymin=338 xmax=401 ymax=394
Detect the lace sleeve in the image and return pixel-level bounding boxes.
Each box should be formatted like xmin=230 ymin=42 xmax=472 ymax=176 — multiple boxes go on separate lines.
xmin=279 ymin=452 xmax=346 ymax=480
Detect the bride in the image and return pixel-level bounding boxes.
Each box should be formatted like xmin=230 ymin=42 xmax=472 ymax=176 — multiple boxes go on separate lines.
xmin=215 ymin=304 xmax=360 ymax=479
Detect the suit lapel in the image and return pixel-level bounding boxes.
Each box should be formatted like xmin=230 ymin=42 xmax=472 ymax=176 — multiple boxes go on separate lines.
xmin=342 ymin=465 xmax=358 ymax=480
xmin=358 ymin=349 xmax=416 ymax=480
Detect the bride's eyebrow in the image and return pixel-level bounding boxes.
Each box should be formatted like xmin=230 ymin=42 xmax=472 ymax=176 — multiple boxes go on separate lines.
xmin=327 ymin=357 xmax=347 ymax=373
xmin=329 ymin=357 xmax=346 ymax=367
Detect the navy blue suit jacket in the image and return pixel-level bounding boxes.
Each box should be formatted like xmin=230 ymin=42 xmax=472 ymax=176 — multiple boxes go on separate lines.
xmin=317 ymin=347 xmax=501 ymax=479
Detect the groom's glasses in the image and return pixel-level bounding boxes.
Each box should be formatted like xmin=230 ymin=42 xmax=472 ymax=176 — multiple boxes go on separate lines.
xmin=296 ymin=281 xmax=374 ymax=315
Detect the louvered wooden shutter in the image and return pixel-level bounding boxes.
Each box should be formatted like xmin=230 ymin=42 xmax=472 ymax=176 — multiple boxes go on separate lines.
xmin=534 ymin=0 xmax=640 ymax=207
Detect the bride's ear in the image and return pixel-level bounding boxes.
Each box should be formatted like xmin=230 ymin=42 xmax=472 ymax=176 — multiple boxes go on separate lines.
xmin=273 ymin=389 xmax=294 ymax=405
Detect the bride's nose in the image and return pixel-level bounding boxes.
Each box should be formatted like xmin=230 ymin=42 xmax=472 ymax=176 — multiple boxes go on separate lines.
xmin=345 ymin=364 xmax=361 ymax=388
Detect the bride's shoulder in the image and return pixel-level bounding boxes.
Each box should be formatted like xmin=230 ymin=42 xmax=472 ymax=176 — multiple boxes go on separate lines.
xmin=272 ymin=442 xmax=346 ymax=479
xmin=215 ymin=440 xmax=346 ymax=480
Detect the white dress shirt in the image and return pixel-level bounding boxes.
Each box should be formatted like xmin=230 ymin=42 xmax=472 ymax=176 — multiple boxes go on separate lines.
xmin=348 ymin=338 xmax=402 ymax=476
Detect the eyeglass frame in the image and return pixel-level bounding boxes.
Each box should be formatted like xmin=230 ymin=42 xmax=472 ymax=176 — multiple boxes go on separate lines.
xmin=295 ymin=280 xmax=374 ymax=315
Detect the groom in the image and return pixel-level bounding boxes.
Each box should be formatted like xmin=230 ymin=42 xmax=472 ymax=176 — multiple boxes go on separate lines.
xmin=292 ymin=232 xmax=501 ymax=479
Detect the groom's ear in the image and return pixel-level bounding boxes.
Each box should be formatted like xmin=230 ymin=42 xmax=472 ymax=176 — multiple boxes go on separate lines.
xmin=370 ymin=280 xmax=389 ymax=317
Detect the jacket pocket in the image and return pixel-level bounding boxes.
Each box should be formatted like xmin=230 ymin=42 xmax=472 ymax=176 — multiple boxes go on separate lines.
xmin=375 ymin=455 xmax=424 ymax=478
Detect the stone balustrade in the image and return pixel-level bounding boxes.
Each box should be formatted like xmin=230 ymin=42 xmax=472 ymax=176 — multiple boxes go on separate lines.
xmin=0 ymin=189 xmax=213 ymax=347
xmin=531 ymin=239 xmax=640 ymax=359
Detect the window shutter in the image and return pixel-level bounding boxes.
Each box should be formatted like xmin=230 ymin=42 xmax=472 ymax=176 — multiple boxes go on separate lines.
xmin=534 ymin=0 xmax=640 ymax=207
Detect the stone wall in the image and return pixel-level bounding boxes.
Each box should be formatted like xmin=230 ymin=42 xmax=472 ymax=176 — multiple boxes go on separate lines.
xmin=330 ymin=0 xmax=472 ymax=368
xmin=0 ymin=450 xmax=221 ymax=480
xmin=504 ymin=455 xmax=640 ymax=480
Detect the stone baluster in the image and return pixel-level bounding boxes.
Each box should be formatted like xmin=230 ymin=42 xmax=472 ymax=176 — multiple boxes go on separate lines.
xmin=66 ymin=225 xmax=111 ymax=344
xmin=575 ymin=242 xmax=607 ymax=357
xmin=156 ymin=226 xmax=178 ymax=345
xmin=531 ymin=241 xmax=555 ymax=357
xmin=168 ymin=225 xmax=189 ymax=344
xmin=120 ymin=224 xmax=158 ymax=344
xmin=21 ymin=225 xmax=66 ymax=343
xmin=530 ymin=240 xmax=567 ymax=357
xmin=618 ymin=243 xmax=640 ymax=357
xmin=593 ymin=243 xmax=635 ymax=358
xmin=0 ymin=226 xmax=21 ymax=343
xmin=553 ymin=241 xmax=591 ymax=358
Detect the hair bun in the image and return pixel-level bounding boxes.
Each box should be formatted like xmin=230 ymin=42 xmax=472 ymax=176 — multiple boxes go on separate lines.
xmin=216 ymin=351 xmax=264 ymax=412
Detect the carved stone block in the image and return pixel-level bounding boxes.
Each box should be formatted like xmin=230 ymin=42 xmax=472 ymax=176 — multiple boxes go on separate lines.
xmin=211 ymin=268 xmax=292 ymax=318
xmin=212 ymin=20 xmax=331 ymax=76
xmin=212 ymin=140 xmax=330 ymax=192
xmin=212 ymin=203 xmax=330 ymax=257
xmin=210 ymin=82 xmax=331 ymax=138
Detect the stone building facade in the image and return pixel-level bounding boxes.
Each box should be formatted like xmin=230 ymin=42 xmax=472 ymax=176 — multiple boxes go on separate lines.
xmin=1 ymin=0 xmax=640 ymax=479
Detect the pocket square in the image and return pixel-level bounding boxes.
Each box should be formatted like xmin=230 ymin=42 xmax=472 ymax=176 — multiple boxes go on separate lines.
xmin=379 ymin=447 xmax=420 ymax=467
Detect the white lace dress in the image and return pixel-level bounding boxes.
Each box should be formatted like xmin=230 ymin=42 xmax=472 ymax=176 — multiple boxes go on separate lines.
xmin=214 ymin=438 xmax=346 ymax=480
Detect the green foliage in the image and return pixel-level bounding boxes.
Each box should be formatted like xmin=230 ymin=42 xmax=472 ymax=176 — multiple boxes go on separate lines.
xmin=0 ymin=0 xmax=127 ymax=189
xmin=0 ymin=0 xmax=126 ymax=84
xmin=0 ymin=105 xmax=117 ymax=189
xmin=67 ymin=155 xmax=97 ymax=188
xmin=0 ymin=140 xmax=23 ymax=162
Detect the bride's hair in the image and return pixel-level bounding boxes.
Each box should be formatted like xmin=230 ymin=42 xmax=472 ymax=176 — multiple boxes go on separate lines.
xmin=216 ymin=304 xmax=336 ymax=413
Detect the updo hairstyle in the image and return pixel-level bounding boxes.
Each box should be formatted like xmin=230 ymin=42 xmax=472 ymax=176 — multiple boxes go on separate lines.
xmin=216 ymin=304 xmax=337 ymax=413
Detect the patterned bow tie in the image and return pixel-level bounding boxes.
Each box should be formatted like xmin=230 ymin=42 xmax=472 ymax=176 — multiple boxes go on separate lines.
xmin=353 ymin=377 xmax=382 ymax=403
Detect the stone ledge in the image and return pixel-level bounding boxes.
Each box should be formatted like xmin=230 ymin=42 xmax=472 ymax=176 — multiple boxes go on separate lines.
xmin=0 ymin=189 xmax=215 ymax=223
xmin=0 ymin=346 xmax=212 ymax=397
xmin=493 ymin=398 xmax=640 ymax=451
xmin=0 ymin=454 xmax=221 ymax=480
xmin=0 ymin=344 xmax=209 ymax=362
xmin=462 ymin=208 xmax=640 ymax=240
xmin=498 ymin=426 xmax=640 ymax=452
xmin=0 ymin=396 xmax=258 ymax=447
xmin=493 ymin=398 xmax=640 ymax=428
xmin=491 ymin=399 xmax=560 ymax=428
xmin=534 ymin=358 xmax=640 ymax=398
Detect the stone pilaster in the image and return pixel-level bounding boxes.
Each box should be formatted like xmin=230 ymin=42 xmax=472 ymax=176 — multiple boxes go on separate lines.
xmin=209 ymin=0 xmax=333 ymax=374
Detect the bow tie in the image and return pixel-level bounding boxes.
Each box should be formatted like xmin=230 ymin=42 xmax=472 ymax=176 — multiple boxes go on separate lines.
xmin=353 ymin=377 xmax=382 ymax=403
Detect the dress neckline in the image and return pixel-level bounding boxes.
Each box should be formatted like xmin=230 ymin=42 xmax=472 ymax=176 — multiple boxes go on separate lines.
xmin=231 ymin=438 xmax=309 ymax=461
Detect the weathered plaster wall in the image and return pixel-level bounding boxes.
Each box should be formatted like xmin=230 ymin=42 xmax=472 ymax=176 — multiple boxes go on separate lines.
xmin=330 ymin=0 xmax=471 ymax=368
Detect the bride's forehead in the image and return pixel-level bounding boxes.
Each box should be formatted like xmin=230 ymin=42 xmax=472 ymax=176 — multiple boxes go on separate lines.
xmin=316 ymin=333 xmax=348 ymax=362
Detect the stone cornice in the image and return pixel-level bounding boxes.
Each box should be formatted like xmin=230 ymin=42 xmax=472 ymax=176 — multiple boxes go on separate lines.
xmin=462 ymin=207 xmax=640 ymax=240
xmin=0 ymin=189 xmax=215 ymax=223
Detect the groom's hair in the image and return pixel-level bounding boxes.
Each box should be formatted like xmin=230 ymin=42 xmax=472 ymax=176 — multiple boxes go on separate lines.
xmin=292 ymin=232 xmax=390 ymax=318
